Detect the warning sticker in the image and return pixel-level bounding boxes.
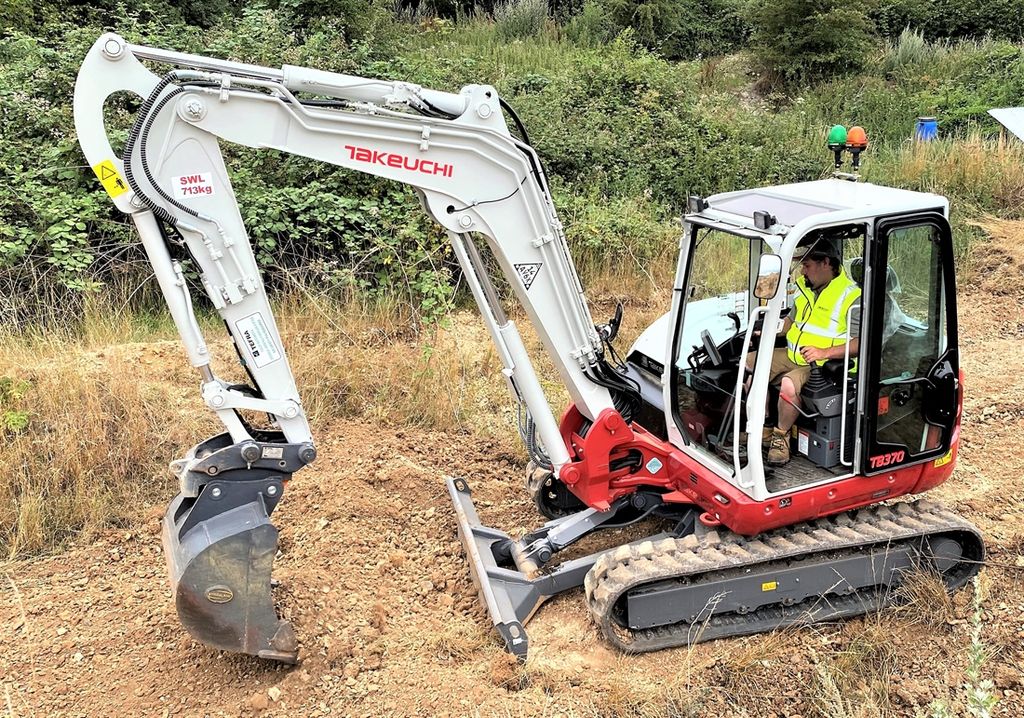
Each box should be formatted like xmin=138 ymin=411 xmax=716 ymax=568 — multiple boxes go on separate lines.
xmin=797 ymin=430 xmax=809 ymax=456
xmin=934 ymin=450 xmax=953 ymax=468
xmin=92 ymin=159 xmax=128 ymax=198
xmin=761 ymin=581 xmax=778 ymax=592
xmin=173 ymin=172 xmax=216 ymax=199
xmin=514 ymin=263 xmax=542 ymax=291
xmin=235 ymin=312 xmax=282 ymax=369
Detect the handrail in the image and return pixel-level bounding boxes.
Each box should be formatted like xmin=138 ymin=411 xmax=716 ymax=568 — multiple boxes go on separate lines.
xmin=839 ymin=302 xmax=858 ymax=468
xmin=733 ymin=305 xmax=769 ymax=487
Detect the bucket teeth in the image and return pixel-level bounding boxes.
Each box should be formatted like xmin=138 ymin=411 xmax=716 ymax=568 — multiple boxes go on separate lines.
xmin=260 ymin=621 xmax=300 ymax=663
xmin=163 ymin=490 xmax=298 ymax=663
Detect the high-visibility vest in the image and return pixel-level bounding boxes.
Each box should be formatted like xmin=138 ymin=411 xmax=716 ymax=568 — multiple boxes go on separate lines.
xmin=786 ymin=269 xmax=861 ymax=368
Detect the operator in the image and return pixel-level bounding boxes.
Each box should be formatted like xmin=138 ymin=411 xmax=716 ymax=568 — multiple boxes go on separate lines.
xmin=748 ymin=234 xmax=861 ymax=466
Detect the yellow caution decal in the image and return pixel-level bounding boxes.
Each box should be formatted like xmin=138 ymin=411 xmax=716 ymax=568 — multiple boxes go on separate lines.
xmin=92 ymin=159 xmax=129 ymax=198
xmin=934 ymin=450 xmax=953 ymax=468
xmin=761 ymin=581 xmax=778 ymax=592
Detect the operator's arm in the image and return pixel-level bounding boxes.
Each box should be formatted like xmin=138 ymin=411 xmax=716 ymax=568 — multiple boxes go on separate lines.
xmin=799 ymin=338 xmax=858 ymax=363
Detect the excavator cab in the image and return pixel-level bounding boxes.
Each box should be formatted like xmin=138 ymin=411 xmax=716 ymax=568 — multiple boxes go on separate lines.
xmin=658 ymin=181 xmax=961 ymax=503
xmin=671 ymin=222 xmax=866 ymax=477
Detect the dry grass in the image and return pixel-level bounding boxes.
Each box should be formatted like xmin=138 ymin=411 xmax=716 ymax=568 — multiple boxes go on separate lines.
xmin=880 ymin=134 xmax=1024 ymax=217
xmin=0 ymin=289 xmax=518 ymax=556
xmin=425 ymin=618 xmax=491 ymax=664
xmin=595 ymin=674 xmax=708 ymax=718
xmin=889 ymin=570 xmax=957 ymax=627
xmin=0 ymin=315 xmax=208 ymax=556
xmin=964 ymin=216 xmax=1024 ymax=297
xmin=716 ymin=629 xmax=793 ymax=700
xmin=275 ymin=290 xmax=522 ymax=455
xmin=809 ymin=621 xmax=898 ymax=718
xmin=0 ymin=257 xmax=684 ymax=557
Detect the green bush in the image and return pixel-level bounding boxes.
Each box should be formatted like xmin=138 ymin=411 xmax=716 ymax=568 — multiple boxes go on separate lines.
xmin=746 ymin=0 xmax=876 ymax=85
xmin=0 ymin=0 xmax=38 ymax=32
xmin=0 ymin=28 xmax=133 ymax=322
xmin=873 ymin=0 xmax=1024 ymax=42
xmin=871 ymin=0 xmax=931 ymax=39
xmin=0 ymin=8 xmax=446 ymax=324
xmin=5 ymin=0 xmax=1024 ymax=329
xmin=567 ymin=0 xmax=748 ymax=60
xmin=3 ymin=0 xmax=243 ymax=35
xmin=919 ymin=41 xmax=1024 ymax=132
xmin=870 ymin=36 xmax=1024 ymax=134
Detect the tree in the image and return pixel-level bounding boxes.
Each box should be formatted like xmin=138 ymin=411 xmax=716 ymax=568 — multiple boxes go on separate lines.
xmin=746 ymin=0 xmax=876 ymax=85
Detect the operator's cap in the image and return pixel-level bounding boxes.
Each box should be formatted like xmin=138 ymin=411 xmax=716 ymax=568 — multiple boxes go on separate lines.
xmin=792 ymin=235 xmax=842 ymax=262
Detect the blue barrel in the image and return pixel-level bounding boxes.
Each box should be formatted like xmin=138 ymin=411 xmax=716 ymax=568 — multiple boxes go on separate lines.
xmin=915 ymin=116 xmax=938 ymax=141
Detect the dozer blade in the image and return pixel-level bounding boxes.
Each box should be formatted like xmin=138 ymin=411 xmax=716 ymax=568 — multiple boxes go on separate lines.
xmin=447 ymin=477 xmax=534 ymax=658
xmin=447 ymin=477 xmax=613 ymax=660
xmin=163 ymin=491 xmax=298 ymax=663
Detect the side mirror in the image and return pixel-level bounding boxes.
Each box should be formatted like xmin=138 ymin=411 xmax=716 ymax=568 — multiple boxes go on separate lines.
xmin=754 ymin=254 xmax=783 ymax=299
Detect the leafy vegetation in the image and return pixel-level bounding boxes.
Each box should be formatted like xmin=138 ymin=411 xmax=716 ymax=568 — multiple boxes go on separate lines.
xmin=872 ymin=0 xmax=1024 ymax=42
xmin=2 ymin=2 xmax=1023 ymax=330
xmin=566 ymin=0 xmax=749 ymax=59
xmin=745 ymin=0 xmax=877 ymax=85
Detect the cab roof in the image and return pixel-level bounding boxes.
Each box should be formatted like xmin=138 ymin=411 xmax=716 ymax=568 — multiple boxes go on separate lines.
xmin=704 ymin=178 xmax=948 ymax=229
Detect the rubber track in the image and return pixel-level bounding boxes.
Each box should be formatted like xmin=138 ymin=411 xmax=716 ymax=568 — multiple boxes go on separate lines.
xmin=584 ymin=500 xmax=983 ymax=652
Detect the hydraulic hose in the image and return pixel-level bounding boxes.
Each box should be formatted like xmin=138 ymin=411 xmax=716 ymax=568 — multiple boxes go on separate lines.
xmin=121 ymin=75 xmax=179 ymax=226
xmin=121 ymin=72 xmax=218 ymax=226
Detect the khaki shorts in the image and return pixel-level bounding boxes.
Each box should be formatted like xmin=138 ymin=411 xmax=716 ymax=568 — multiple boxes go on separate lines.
xmin=746 ymin=347 xmax=811 ymax=395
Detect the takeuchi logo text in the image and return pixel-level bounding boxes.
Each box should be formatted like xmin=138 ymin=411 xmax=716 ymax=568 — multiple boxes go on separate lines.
xmin=343 ymin=145 xmax=454 ymax=178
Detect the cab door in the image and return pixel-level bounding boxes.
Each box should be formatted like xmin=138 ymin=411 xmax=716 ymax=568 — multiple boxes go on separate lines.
xmin=861 ymin=213 xmax=959 ymax=474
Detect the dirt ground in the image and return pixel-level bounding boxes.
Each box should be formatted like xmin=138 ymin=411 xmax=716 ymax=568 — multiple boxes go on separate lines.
xmin=3 ymin=222 xmax=1024 ymax=718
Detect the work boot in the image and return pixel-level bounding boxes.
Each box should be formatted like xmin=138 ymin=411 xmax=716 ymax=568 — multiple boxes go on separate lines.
xmin=761 ymin=427 xmax=773 ymax=449
xmin=767 ymin=428 xmax=791 ymax=466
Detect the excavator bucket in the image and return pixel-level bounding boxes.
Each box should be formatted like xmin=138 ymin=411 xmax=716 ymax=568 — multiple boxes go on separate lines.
xmin=160 ymin=432 xmax=306 ymax=663
xmin=163 ymin=493 xmax=298 ymax=663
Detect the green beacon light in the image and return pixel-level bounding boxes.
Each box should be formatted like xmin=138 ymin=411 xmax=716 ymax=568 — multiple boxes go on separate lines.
xmin=827 ymin=125 xmax=847 ymax=168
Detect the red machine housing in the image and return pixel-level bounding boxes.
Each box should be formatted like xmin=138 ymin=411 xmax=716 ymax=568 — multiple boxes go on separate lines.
xmin=557 ymin=370 xmax=963 ymax=536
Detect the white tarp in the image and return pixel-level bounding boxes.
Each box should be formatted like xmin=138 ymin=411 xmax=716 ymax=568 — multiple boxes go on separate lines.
xmin=988 ymin=107 xmax=1024 ymax=141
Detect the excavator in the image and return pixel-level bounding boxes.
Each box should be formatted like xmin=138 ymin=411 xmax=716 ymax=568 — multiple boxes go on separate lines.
xmin=74 ymin=33 xmax=983 ymax=663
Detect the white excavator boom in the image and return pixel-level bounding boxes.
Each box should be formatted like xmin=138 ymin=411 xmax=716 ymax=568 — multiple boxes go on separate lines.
xmin=74 ymin=33 xmax=626 ymax=661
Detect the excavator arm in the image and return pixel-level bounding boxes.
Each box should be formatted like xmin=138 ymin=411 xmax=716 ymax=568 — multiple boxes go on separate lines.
xmin=74 ymin=33 xmax=632 ymax=661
